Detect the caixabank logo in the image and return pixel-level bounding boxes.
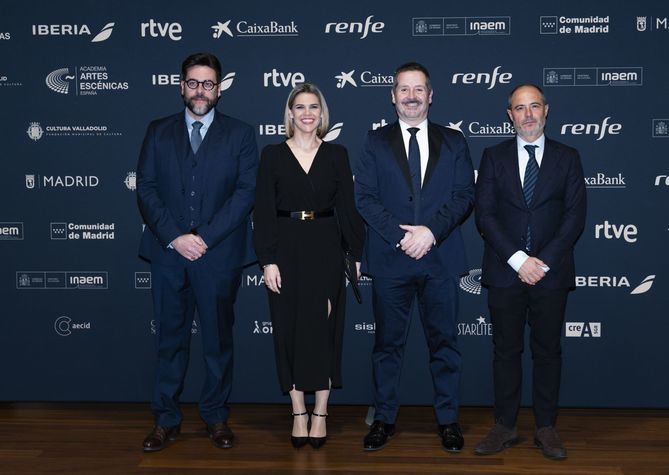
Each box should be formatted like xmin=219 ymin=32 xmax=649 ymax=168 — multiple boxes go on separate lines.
xmin=584 ymin=172 xmax=626 ymax=189
xmin=543 ymin=67 xmax=642 ymax=87
xmin=211 ymin=18 xmax=299 ymax=38
xmin=45 ymin=66 xmax=129 ymax=96
xmin=446 ymin=119 xmax=515 ymax=139
xmin=334 ymin=69 xmax=394 ymax=88
xmin=413 ymin=16 xmax=510 ymax=36
xmin=32 ymin=22 xmax=115 ymax=42
xmin=16 ymin=271 xmax=108 ymax=289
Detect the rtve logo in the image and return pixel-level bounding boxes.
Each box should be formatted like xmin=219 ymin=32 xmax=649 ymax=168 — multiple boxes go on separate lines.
xmin=594 ymin=220 xmax=638 ymax=243
xmin=324 ymin=15 xmax=385 ymax=39
xmin=140 ymin=19 xmax=182 ymax=41
xmin=263 ymin=69 xmax=304 ymax=87
xmin=451 ymin=66 xmax=512 ymax=90
xmin=560 ymin=117 xmax=622 ymax=140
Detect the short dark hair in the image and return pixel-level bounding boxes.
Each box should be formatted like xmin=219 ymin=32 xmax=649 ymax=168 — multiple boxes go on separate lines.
xmin=181 ymin=53 xmax=222 ymax=83
xmin=393 ymin=62 xmax=431 ymax=91
xmin=507 ymin=84 xmax=547 ymax=109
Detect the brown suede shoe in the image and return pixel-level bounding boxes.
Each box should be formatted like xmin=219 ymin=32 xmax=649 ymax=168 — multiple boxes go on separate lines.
xmin=535 ymin=426 xmax=567 ymax=460
xmin=474 ymin=423 xmax=519 ymax=455
xmin=207 ymin=422 xmax=234 ymax=449
xmin=142 ymin=424 xmax=180 ymax=452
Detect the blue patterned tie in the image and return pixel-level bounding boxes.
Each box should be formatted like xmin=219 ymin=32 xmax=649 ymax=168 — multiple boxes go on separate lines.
xmin=191 ymin=121 xmax=203 ymax=154
xmin=523 ymin=144 xmax=539 ymax=252
xmin=407 ymin=127 xmax=421 ymax=223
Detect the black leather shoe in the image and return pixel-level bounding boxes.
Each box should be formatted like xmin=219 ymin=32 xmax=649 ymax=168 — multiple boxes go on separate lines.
xmin=291 ymin=411 xmax=309 ymax=449
xmin=363 ymin=421 xmax=395 ymax=451
xmin=142 ymin=424 xmax=180 ymax=452
xmin=207 ymin=422 xmax=234 ymax=449
xmin=308 ymin=412 xmax=327 ymax=449
xmin=438 ymin=422 xmax=464 ymax=453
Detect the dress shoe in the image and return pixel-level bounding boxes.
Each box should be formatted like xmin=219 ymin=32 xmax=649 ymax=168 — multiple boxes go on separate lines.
xmin=438 ymin=422 xmax=464 ymax=452
xmin=474 ymin=423 xmax=519 ymax=455
xmin=363 ymin=421 xmax=395 ymax=451
xmin=535 ymin=426 xmax=567 ymax=460
xmin=291 ymin=411 xmax=309 ymax=449
xmin=142 ymin=424 xmax=180 ymax=452
xmin=308 ymin=412 xmax=327 ymax=449
xmin=207 ymin=422 xmax=234 ymax=449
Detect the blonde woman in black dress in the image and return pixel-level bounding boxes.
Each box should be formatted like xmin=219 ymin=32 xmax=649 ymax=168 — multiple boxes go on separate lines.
xmin=253 ymin=83 xmax=364 ymax=449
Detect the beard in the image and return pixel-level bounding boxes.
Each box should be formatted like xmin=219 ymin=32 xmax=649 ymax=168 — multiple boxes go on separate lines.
xmin=183 ymin=93 xmax=219 ymax=117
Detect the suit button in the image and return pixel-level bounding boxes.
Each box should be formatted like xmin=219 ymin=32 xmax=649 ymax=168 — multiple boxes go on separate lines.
xmin=409 ymin=196 xmax=413 ymax=202
xmin=190 ymin=191 xmax=195 ymax=196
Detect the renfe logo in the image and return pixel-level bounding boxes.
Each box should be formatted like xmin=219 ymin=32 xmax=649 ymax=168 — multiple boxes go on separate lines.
xmin=561 ymin=117 xmax=622 ymax=140
xmin=451 ymin=66 xmax=512 ymax=90
xmin=324 ymin=15 xmax=385 ymax=39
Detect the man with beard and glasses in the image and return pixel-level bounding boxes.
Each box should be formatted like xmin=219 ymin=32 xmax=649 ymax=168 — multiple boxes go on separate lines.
xmin=355 ymin=62 xmax=474 ymax=453
xmin=474 ymin=84 xmax=586 ymax=460
xmin=137 ymin=52 xmax=258 ymax=452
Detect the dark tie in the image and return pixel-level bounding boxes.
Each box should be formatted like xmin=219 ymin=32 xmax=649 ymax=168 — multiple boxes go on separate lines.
xmin=523 ymin=144 xmax=539 ymax=252
xmin=407 ymin=127 xmax=421 ymax=223
xmin=191 ymin=121 xmax=203 ymax=154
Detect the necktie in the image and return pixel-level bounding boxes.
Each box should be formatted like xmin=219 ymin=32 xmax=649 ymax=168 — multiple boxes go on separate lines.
xmin=407 ymin=127 xmax=422 ymax=223
xmin=523 ymin=144 xmax=539 ymax=252
xmin=191 ymin=121 xmax=203 ymax=154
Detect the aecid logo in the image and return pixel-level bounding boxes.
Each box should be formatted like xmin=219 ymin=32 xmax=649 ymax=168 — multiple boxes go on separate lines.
xmin=54 ymin=316 xmax=91 ymax=337
xmin=565 ymin=322 xmax=601 ymax=337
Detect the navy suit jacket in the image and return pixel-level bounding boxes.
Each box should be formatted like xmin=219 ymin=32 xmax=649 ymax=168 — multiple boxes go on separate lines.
xmin=355 ymin=121 xmax=475 ymax=278
xmin=475 ymin=137 xmax=586 ymax=289
xmin=136 ymin=110 xmax=258 ymax=269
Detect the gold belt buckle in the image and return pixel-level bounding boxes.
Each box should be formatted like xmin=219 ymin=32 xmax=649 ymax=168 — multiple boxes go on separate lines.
xmin=300 ymin=210 xmax=315 ymax=220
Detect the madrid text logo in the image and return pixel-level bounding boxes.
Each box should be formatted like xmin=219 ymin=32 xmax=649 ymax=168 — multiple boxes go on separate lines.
xmin=324 ymin=15 xmax=384 ymax=39
xmin=50 ymin=222 xmax=115 ymax=240
xmin=54 ymin=316 xmax=91 ymax=337
xmin=24 ymin=174 xmax=99 ymax=189
xmin=560 ymin=117 xmax=622 ymax=140
xmin=46 ymin=66 xmax=129 ymax=96
xmin=594 ymin=220 xmax=638 ymax=243
xmin=636 ymin=16 xmax=669 ymax=32
xmin=459 ymin=269 xmax=482 ymax=295
xmin=452 ymin=66 xmax=512 ymax=90
xmin=543 ymin=67 xmax=642 ymax=87
xmin=242 ymin=272 xmax=265 ymax=287
xmin=323 ymin=123 xmax=343 ymax=142
xmin=0 ymin=222 xmax=24 ymax=240
xmin=458 ymin=316 xmax=493 ymax=336
xmin=124 ymin=172 xmax=136 ymax=190
xmin=253 ymin=321 xmax=273 ymax=334
xmin=135 ymin=272 xmax=151 ymax=289
xmin=652 ymin=119 xmax=668 ymax=138
xmin=540 ymin=15 xmax=609 ymax=35
xmin=565 ymin=322 xmax=601 ymax=337
xmin=413 ymin=16 xmax=510 ymax=36
xmin=140 ymin=19 xmax=182 ymax=41
xmin=17 ymin=271 xmax=108 ymax=289
xmin=212 ymin=19 xmax=298 ymax=37
xmin=585 ymin=172 xmax=626 ymax=189
xmin=32 ymin=22 xmax=115 ymax=42
xmin=263 ymin=69 xmax=304 ymax=87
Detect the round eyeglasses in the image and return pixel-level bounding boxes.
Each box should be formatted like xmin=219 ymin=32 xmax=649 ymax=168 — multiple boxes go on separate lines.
xmin=184 ymin=79 xmax=218 ymax=91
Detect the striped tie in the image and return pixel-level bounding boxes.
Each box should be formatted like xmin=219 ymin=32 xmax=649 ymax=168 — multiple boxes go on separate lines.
xmin=191 ymin=121 xmax=203 ymax=154
xmin=523 ymin=144 xmax=539 ymax=252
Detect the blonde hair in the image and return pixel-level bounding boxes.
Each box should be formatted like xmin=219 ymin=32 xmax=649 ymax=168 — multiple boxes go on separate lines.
xmin=283 ymin=83 xmax=330 ymax=138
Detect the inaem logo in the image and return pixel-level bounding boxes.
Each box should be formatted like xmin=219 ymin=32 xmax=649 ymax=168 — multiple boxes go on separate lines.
xmin=630 ymin=275 xmax=655 ymax=295
xmin=45 ymin=68 xmax=75 ymax=94
xmin=211 ymin=20 xmax=233 ymax=38
xmin=335 ymin=70 xmax=357 ymax=88
xmin=459 ymin=269 xmax=482 ymax=295
xmin=323 ymin=123 xmax=343 ymax=142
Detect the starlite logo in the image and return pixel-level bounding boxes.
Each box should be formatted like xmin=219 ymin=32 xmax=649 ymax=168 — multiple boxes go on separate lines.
xmin=451 ymin=66 xmax=512 ymax=90
xmin=543 ymin=67 xmax=643 ymax=87
xmin=458 ymin=316 xmax=493 ymax=336
xmin=140 ymin=19 xmax=182 ymax=41
xmin=212 ymin=19 xmax=298 ymax=37
xmin=560 ymin=117 xmax=622 ymax=140
xmin=0 ymin=222 xmax=24 ymax=240
xmin=585 ymin=172 xmax=626 ymax=189
xmin=413 ymin=16 xmax=510 ymax=36
xmin=324 ymin=15 xmax=385 ymax=39
xmin=32 ymin=22 xmax=115 ymax=42
xmin=539 ymin=15 xmax=610 ymax=35
xmin=46 ymin=66 xmax=129 ymax=96
xmin=565 ymin=322 xmax=601 ymax=337
xmin=459 ymin=269 xmax=482 ymax=295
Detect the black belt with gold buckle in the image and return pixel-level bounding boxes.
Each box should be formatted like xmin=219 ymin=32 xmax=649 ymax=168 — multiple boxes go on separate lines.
xmin=277 ymin=209 xmax=334 ymax=220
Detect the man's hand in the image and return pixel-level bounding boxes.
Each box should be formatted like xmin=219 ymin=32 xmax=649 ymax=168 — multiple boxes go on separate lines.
xmin=172 ymin=234 xmax=208 ymax=261
xmin=264 ymin=264 xmax=281 ymax=294
xmin=518 ymin=257 xmax=547 ymax=285
xmin=399 ymin=224 xmax=435 ymax=260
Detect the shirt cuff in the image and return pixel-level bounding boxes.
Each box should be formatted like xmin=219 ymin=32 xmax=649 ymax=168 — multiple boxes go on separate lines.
xmin=507 ymin=250 xmax=529 ymax=273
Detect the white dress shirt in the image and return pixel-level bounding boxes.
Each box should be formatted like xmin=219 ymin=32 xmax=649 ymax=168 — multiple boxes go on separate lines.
xmin=398 ymin=118 xmax=429 ymax=185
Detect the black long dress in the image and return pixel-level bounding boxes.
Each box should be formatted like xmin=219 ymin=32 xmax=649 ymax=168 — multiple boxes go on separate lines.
xmin=253 ymin=141 xmax=364 ymax=392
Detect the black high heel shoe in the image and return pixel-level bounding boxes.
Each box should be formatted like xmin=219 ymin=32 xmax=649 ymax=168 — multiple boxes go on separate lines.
xmin=309 ymin=412 xmax=328 ymax=449
xmin=291 ymin=411 xmax=309 ymax=449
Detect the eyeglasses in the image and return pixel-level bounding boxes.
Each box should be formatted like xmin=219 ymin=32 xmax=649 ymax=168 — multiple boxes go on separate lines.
xmin=184 ymin=79 xmax=218 ymax=91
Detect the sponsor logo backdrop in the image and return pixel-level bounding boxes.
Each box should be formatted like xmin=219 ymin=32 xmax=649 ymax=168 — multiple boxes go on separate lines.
xmin=1 ymin=0 xmax=667 ymax=408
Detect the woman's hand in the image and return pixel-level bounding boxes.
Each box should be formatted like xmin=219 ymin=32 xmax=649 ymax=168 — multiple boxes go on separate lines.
xmin=264 ymin=264 xmax=282 ymax=294
xmin=356 ymin=261 xmax=362 ymax=281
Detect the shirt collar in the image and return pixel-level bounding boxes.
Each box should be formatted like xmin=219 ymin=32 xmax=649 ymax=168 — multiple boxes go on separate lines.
xmin=184 ymin=108 xmax=215 ymax=130
xmin=517 ymin=133 xmax=545 ymax=151
xmin=399 ymin=118 xmax=428 ymax=133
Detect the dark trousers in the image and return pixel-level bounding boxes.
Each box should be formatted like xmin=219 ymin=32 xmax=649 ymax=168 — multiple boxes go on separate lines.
xmin=487 ymin=282 xmax=569 ymax=428
xmin=371 ymin=273 xmax=461 ymax=425
xmin=150 ymin=259 xmax=241 ymax=427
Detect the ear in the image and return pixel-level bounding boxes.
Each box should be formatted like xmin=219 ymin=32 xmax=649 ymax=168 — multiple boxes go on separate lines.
xmin=428 ymin=89 xmax=433 ymax=104
xmin=180 ymin=81 xmax=185 ymax=96
xmin=391 ymin=89 xmax=396 ymax=104
xmin=507 ymin=109 xmax=513 ymax=122
xmin=543 ymin=104 xmax=549 ymax=117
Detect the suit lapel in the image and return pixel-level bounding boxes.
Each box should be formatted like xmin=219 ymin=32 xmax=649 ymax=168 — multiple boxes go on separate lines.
xmin=504 ymin=139 xmax=525 ymax=207
xmin=423 ymin=122 xmax=443 ymax=188
xmin=388 ymin=122 xmax=413 ymax=190
xmin=172 ymin=115 xmax=189 ymax=190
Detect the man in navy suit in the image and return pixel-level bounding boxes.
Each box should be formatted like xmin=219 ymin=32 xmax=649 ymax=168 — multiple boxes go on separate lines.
xmin=355 ymin=62 xmax=474 ymax=452
xmin=137 ymin=53 xmax=258 ymax=452
xmin=474 ymin=84 xmax=586 ymax=460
